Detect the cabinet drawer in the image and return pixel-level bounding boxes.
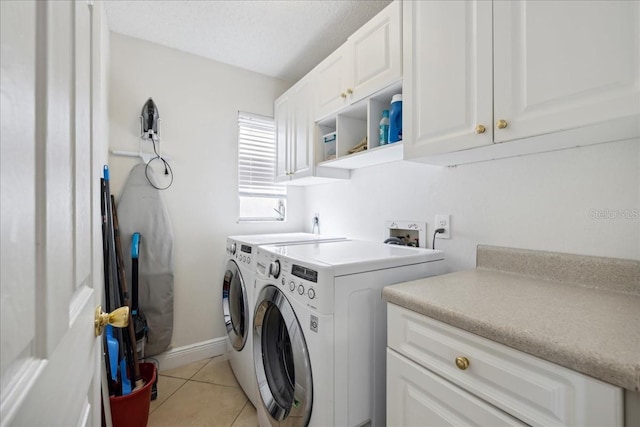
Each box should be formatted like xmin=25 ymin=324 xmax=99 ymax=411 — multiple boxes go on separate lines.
xmin=387 ymin=304 xmax=623 ymax=426
xmin=388 ymin=349 xmax=525 ymax=427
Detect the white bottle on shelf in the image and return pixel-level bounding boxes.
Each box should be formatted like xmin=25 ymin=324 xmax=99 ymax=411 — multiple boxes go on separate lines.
xmin=379 ymin=109 xmax=390 ymax=145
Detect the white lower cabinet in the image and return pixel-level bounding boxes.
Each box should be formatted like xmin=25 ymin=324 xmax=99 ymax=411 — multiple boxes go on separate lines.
xmin=386 ymin=304 xmax=624 ymax=426
xmin=387 ymin=349 xmax=525 ymax=426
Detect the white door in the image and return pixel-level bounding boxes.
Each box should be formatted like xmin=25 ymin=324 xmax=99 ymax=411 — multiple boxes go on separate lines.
xmin=274 ymin=92 xmax=291 ymax=182
xmin=1 ymin=1 xmax=107 ymax=426
xmin=314 ymin=43 xmax=350 ymax=120
xmin=402 ymin=0 xmax=493 ymax=159
xmin=493 ymin=0 xmax=640 ymax=143
xmin=290 ymin=76 xmax=314 ymax=180
xmin=348 ymin=0 xmax=402 ymax=105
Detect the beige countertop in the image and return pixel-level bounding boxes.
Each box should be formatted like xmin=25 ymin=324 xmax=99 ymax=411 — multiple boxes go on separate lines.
xmin=382 ymin=245 xmax=640 ymax=391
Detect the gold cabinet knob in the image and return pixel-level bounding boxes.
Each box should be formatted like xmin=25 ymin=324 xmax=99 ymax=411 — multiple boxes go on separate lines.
xmin=346 ymin=88 xmax=353 ymax=95
xmin=340 ymin=93 xmax=347 ymax=99
xmin=496 ymin=119 xmax=508 ymax=129
xmin=455 ymin=356 xmax=470 ymax=370
xmin=475 ymin=124 xmax=486 ymax=134
xmin=95 ymin=305 xmax=129 ymax=337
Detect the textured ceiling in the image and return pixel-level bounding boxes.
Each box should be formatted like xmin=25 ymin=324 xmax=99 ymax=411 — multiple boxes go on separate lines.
xmin=104 ymin=0 xmax=392 ymax=83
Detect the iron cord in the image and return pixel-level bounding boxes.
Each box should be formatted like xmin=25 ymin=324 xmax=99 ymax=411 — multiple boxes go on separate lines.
xmin=145 ymin=137 xmax=174 ymax=190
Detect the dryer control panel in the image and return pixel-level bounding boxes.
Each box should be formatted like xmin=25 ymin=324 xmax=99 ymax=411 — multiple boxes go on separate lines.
xmin=256 ymin=248 xmax=335 ymax=314
xmin=226 ymin=239 xmax=253 ymax=267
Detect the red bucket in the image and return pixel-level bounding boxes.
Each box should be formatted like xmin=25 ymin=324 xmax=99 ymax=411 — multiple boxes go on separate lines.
xmin=110 ymin=362 xmax=157 ymax=427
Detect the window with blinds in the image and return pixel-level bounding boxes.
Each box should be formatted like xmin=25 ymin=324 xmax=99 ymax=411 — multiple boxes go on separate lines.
xmin=238 ymin=112 xmax=286 ymax=221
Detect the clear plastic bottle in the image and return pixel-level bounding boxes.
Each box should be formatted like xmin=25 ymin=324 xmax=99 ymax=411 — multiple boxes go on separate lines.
xmin=379 ymin=109 xmax=390 ymax=145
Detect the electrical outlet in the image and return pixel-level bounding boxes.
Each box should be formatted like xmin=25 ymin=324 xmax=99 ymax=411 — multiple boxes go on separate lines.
xmin=435 ymin=214 xmax=450 ymax=239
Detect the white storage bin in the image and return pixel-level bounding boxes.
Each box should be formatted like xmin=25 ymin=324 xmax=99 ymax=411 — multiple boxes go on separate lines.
xmin=323 ymin=132 xmax=337 ymax=160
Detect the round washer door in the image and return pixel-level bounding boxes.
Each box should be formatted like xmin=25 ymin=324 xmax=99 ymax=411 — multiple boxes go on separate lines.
xmin=253 ymin=285 xmax=312 ymax=426
xmin=222 ymin=260 xmax=249 ymax=351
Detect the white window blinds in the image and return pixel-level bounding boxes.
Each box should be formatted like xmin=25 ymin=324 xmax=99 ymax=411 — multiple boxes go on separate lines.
xmin=238 ymin=112 xmax=286 ymax=198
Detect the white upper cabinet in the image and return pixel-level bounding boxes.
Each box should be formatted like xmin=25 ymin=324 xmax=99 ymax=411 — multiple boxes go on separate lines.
xmin=275 ymin=74 xmax=350 ymax=184
xmin=493 ymin=0 xmax=640 ymax=143
xmin=348 ymin=0 xmax=402 ymax=105
xmin=274 ymin=91 xmax=291 ymax=181
xmin=315 ymin=0 xmax=402 ymax=120
xmin=403 ymin=0 xmax=493 ymax=157
xmin=315 ymin=43 xmax=350 ymax=121
xmin=275 ymin=76 xmax=314 ymax=182
xmin=291 ymin=77 xmax=314 ymax=179
xmin=404 ymin=0 xmax=640 ymax=166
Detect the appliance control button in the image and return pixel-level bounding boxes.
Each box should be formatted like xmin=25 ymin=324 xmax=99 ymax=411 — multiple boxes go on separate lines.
xmin=247 ymin=257 xmax=251 ymax=264
xmin=298 ymin=285 xmax=305 ymax=295
xmin=308 ymin=288 xmax=315 ymax=299
xmin=289 ymin=281 xmax=295 ymax=292
xmin=269 ymin=260 xmax=281 ymax=278
xmin=230 ymin=243 xmax=236 ymax=255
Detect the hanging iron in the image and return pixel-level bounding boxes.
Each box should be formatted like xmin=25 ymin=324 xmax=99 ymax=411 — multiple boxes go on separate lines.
xmin=139 ymin=97 xmax=173 ymax=189
xmin=141 ymin=97 xmax=160 ymax=140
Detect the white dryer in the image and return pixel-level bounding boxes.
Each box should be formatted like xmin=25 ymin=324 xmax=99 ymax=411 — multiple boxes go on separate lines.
xmin=252 ymin=240 xmax=445 ymax=426
xmin=222 ymin=233 xmax=346 ymax=407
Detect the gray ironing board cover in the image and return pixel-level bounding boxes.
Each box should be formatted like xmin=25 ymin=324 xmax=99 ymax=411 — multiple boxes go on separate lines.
xmin=117 ymin=163 xmax=174 ymax=356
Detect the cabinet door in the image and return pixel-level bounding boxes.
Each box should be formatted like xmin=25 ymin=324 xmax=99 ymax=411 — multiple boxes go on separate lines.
xmin=387 ymin=350 xmax=526 ymax=427
xmin=315 ymin=43 xmax=350 ymax=120
xmin=494 ymin=0 xmax=640 ymax=143
xmin=348 ymin=0 xmax=402 ymax=105
xmin=290 ymin=77 xmax=314 ymax=179
xmin=274 ymin=93 xmax=291 ymax=182
xmin=403 ymin=0 xmax=493 ymax=159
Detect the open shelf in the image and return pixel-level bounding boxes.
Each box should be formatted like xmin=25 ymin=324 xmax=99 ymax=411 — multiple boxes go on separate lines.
xmin=315 ymin=81 xmax=403 ymax=169
xmin=318 ymin=142 xmax=403 ymax=169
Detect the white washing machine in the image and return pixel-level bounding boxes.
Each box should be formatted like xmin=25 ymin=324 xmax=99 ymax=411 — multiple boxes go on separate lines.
xmin=222 ymin=233 xmax=346 ymax=407
xmin=252 ymin=240 xmax=445 ymax=426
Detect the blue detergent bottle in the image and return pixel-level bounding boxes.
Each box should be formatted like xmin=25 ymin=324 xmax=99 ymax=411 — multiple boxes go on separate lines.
xmin=389 ymin=94 xmax=402 ymax=143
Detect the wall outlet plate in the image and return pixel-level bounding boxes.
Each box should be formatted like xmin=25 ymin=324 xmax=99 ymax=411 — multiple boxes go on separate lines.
xmin=435 ymin=215 xmax=450 ymax=239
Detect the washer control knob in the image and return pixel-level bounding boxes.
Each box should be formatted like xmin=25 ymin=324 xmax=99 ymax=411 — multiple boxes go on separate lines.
xmin=230 ymin=243 xmax=236 ymax=255
xmin=308 ymin=288 xmax=316 ymax=299
xmin=289 ymin=281 xmax=296 ymax=292
xmin=298 ymin=285 xmax=305 ymax=295
xmin=269 ymin=260 xmax=281 ymax=279
xmin=247 ymin=257 xmax=251 ymax=265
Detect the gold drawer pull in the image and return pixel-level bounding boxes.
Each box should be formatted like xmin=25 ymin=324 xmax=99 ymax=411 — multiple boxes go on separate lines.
xmin=475 ymin=124 xmax=486 ymax=134
xmin=455 ymin=356 xmax=470 ymax=370
xmin=496 ymin=119 xmax=508 ymax=129
xmin=340 ymin=92 xmax=347 ymax=99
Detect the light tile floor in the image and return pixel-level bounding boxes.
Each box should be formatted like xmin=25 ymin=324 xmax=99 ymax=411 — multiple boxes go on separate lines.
xmin=147 ymin=355 xmax=258 ymax=427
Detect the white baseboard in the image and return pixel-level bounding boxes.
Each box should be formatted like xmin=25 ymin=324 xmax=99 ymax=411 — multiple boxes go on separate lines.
xmin=143 ymin=336 xmax=229 ymax=372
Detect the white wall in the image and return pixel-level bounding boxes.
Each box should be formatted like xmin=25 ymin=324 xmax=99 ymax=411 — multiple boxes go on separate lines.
xmin=107 ymin=32 xmax=639 ymax=354
xmin=108 ymin=33 xmax=305 ymax=348
xmin=305 ymin=138 xmax=640 ymax=271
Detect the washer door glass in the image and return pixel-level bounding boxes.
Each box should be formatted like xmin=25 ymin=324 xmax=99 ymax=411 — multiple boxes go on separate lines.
xmin=254 ymin=285 xmax=312 ymax=425
xmin=222 ymin=260 xmax=248 ymax=351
